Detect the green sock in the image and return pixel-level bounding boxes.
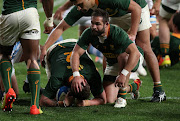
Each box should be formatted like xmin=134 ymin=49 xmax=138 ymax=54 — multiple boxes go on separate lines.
xmin=118 ymin=89 xmax=127 ymax=99
xmin=153 ymin=82 xmax=163 ymax=92
xmin=0 ymin=59 xmax=12 ymax=93
xmin=160 ymin=43 xmax=169 ymax=57
xmin=27 ymin=68 xmax=41 ymax=108
xmin=129 ymin=82 xmax=138 ymax=93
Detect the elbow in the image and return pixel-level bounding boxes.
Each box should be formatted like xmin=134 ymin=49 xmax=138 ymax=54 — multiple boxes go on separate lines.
xmin=136 ymin=51 xmax=141 ymax=61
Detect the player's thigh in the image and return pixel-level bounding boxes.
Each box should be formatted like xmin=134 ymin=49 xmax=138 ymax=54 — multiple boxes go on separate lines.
xmin=103 ymin=75 xmax=119 ymax=103
xmin=138 ymin=5 xmax=151 ymax=32
xmin=0 ymin=13 xmax=20 ymax=46
xmin=159 ymin=5 xmax=174 ymax=20
xmin=136 ymin=29 xmax=152 ymax=54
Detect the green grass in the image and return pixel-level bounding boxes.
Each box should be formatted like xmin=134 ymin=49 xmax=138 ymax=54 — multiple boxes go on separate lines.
xmin=1 ymin=1 xmax=180 ymax=121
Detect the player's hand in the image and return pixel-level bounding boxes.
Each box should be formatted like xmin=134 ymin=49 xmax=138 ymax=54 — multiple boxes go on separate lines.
xmin=40 ymin=46 xmax=47 ymax=66
xmin=53 ymin=7 xmax=64 ymax=21
xmin=150 ymin=8 xmax=155 ymax=16
xmin=43 ymin=17 xmax=54 ymax=34
xmin=71 ymin=76 xmax=86 ymax=93
xmin=128 ymin=34 xmax=136 ymax=41
xmin=115 ymin=74 xmax=126 ymax=87
xmin=43 ymin=25 xmax=54 ymax=34
xmin=152 ymin=1 xmax=161 ymax=15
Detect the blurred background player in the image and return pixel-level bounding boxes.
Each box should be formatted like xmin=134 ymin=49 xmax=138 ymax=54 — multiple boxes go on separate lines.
xmin=0 ymin=0 xmax=54 ymax=114
xmin=152 ymin=12 xmax=180 ymax=67
xmin=145 ymin=0 xmax=159 ymax=40
xmin=152 ymin=0 xmax=180 ymax=67
xmin=39 ymin=39 xmax=106 ymax=107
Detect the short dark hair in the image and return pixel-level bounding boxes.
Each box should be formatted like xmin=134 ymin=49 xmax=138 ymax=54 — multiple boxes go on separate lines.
xmin=173 ymin=12 xmax=180 ymax=31
xmin=69 ymin=81 xmax=90 ymax=100
xmin=91 ymin=8 xmax=109 ymax=24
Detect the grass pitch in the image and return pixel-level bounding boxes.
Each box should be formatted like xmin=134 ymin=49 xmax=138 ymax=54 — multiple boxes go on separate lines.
xmin=0 ymin=1 xmax=180 ymax=121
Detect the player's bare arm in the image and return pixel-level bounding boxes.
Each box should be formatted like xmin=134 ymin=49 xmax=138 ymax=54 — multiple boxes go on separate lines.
xmin=41 ymin=0 xmax=54 ymax=34
xmin=77 ymin=90 xmax=107 ymax=106
xmin=54 ymin=1 xmax=73 ymax=20
xmin=40 ymin=20 xmax=71 ymax=64
xmin=70 ymin=44 xmax=86 ymax=93
xmin=152 ymin=0 xmax=161 ymax=15
xmin=127 ymin=0 xmax=141 ymax=41
xmin=115 ymin=43 xmax=140 ymax=87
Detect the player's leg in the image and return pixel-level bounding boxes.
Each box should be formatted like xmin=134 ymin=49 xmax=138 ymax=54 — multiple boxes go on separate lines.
xmin=20 ymin=39 xmax=42 ymax=114
xmin=158 ymin=16 xmax=171 ymax=66
xmin=103 ymin=78 xmax=119 ymax=103
xmin=158 ymin=5 xmax=175 ymax=67
xmin=0 ymin=12 xmax=20 ymax=111
xmin=136 ymin=29 xmax=166 ymax=102
xmin=0 ymin=45 xmax=16 ymax=112
xmin=18 ymin=8 xmax=42 ymax=114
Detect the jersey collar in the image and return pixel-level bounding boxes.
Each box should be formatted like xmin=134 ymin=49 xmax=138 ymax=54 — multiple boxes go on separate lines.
xmin=172 ymin=33 xmax=180 ymax=39
xmin=98 ymin=24 xmax=110 ymax=43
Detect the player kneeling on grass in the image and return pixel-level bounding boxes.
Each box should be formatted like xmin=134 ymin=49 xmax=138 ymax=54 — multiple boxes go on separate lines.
xmin=70 ymin=9 xmax=144 ymax=108
xmin=40 ymin=39 xmax=106 ymax=107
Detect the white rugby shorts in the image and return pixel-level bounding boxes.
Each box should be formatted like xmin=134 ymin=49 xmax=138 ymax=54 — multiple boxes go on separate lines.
xmin=0 ymin=8 xmax=40 ymax=46
xmin=110 ymin=5 xmax=152 ymax=32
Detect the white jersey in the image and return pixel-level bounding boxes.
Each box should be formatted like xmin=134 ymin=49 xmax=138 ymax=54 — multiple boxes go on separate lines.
xmin=162 ymin=0 xmax=180 ymax=10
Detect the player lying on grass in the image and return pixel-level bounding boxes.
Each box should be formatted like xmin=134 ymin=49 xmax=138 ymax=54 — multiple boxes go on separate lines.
xmin=151 ymin=12 xmax=180 ymax=67
xmin=39 ymin=39 xmax=106 ymax=107
xmin=39 ymin=39 xmax=141 ymax=107
xmin=70 ymin=9 xmax=145 ymax=108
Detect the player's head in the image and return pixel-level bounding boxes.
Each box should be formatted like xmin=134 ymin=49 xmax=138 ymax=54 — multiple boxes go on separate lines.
xmin=70 ymin=81 xmax=91 ymax=100
xmin=70 ymin=0 xmax=93 ymax=13
xmin=173 ymin=12 xmax=180 ymax=32
xmin=91 ymin=8 xmax=109 ymax=36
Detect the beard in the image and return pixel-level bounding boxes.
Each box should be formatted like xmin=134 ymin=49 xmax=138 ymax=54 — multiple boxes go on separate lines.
xmin=91 ymin=27 xmax=105 ymax=36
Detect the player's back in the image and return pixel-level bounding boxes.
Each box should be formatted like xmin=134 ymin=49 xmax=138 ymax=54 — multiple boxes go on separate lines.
xmin=2 ymin=0 xmax=37 ymax=15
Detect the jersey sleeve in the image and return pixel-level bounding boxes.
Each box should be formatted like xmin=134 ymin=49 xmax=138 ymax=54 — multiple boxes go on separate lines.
xmin=64 ymin=6 xmax=83 ymax=26
xmin=77 ymin=29 xmax=91 ymax=50
xmin=112 ymin=0 xmax=130 ymax=11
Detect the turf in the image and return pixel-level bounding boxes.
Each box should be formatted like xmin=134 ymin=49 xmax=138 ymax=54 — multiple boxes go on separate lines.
xmin=0 ymin=1 xmax=180 ymax=121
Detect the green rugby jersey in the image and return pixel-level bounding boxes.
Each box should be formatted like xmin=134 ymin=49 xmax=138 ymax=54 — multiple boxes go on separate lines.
xmin=64 ymin=0 xmax=147 ymax=26
xmin=77 ymin=24 xmax=143 ymax=66
xmin=2 ymin=0 xmax=37 ymax=15
xmin=47 ymin=41 xmax=103 ymax=97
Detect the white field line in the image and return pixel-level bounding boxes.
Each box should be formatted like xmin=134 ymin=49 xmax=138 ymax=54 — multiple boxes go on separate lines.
xmin=127 ymin=97 xmax=180 ymax=100
xmin=38 ymin=0 xmax=66 ymax=13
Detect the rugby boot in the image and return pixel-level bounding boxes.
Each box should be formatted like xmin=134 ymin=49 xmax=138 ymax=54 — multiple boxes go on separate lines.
xmin=131 ymin=79 xmax=142 ymax=99
xmin=159 ymin=55 xmax=171 ymax=67
xmin=1 ymin=88 xmax=16 ymax=112
xmin=151 ymin=90 xmax=166 ymax=102
xmin=30 ymin=105 xmax=43 ymax=115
